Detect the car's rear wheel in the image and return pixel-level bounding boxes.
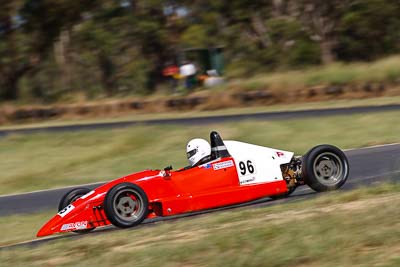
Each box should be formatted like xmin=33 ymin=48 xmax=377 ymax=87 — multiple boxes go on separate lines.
xmin=58 ymin=188 xmax=95 ymax=233
xmin=302 ymin=145 xmax=349 ymax=192
xmin=104 ymin=183 xmax=149 ymax=228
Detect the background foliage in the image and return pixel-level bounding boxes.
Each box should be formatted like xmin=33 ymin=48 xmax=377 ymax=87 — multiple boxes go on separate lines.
xmin=1 ymin=0 xmax=400 ymax=102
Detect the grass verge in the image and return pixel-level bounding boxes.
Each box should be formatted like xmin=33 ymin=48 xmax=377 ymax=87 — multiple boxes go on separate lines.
xmin=236 ymin=55 xmax=400 ymax=91
xmin=2 ymin=95 xmax=400 ymax=131
xmin=1 ymin=110 xmax=400 ymax=195
xmin=1 ymin=183 xmax=399 ymax=266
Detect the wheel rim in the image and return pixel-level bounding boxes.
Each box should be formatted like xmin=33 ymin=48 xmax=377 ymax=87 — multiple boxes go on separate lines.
xmin=113 ymin=189 xmax=144 ymax=222
xmin=313 ymin=152 xmax=346 ymax=186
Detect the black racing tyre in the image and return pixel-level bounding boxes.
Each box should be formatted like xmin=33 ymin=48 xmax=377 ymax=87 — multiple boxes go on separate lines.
xmin=58 ymin=187 xmax=95 ymax=234
xmin=302 ymin=145 xmax=349 ymax=192
xmin=58 ymin=188 xmax=91 ymax=211
xmin=103 ymin=182 xmax=149 ymax=228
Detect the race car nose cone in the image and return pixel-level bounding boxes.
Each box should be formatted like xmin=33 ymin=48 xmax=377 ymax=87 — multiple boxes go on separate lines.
xmin=37 ymin=224 xmax=53 ymax=237
xmin=36 ymin=215 xmax=62 ymax=237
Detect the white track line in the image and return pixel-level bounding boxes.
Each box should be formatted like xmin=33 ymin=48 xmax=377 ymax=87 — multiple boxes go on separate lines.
xmin=344 ymin=142 xmax=400 ymax=152
xmin=1 ymin=143 xmax=400 ymax=198
xmin=0 ymin=181 xmax=105 ymax=198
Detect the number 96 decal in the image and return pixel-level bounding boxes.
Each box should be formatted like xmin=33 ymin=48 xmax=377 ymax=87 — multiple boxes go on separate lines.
xmin=238 ymin=160 xmax=256 ymax=176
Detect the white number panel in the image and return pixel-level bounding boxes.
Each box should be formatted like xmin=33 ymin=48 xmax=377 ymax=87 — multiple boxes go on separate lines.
xmin=224 ymin=141 xmax=294 ymax=185
xmin=58 ymin=204 xmax=75 ymax=218
xmin=237 ymin=159 xmax=258 ymax=184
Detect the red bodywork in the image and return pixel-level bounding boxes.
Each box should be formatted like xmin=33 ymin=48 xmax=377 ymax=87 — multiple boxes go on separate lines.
xmin=37 ymin=157 xmax=288 ymax=237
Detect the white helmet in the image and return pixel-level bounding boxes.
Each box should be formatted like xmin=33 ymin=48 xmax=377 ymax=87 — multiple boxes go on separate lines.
xmin=186 ymin=138 xmax=211 ymax=166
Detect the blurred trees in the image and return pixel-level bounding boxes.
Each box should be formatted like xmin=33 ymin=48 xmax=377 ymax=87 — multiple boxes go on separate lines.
xmin=337 ymin=0 xmax=400 ymax=60
xmin=0 ymin=0 xmax=400 ymax=102
xmin=0 ymin=0 xmax=96 ymax=100
xmin=286 ymin=0 xmax=347 ymax=64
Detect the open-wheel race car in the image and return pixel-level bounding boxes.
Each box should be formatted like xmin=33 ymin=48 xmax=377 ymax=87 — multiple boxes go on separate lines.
xmin=37 ymin=131 xmax=349 ymax=237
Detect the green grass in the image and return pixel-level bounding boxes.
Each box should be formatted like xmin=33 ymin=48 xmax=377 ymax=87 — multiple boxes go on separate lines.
xmin=1 ymin=183 xmax=399 ymax=266
xmin=235 ymin=55 xmax=400 ymax=90
xmin=1 ymin=110 xmax=400 ymax=195
xmin=0 ymin=210 xmax=56 ymax=246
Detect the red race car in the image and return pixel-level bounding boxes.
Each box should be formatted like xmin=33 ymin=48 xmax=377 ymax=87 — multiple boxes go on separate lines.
xmin=37 ymin=131 xmax=349 ymax=237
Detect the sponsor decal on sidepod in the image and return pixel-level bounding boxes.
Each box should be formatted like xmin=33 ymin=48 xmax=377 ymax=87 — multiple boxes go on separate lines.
xmin=61 ymin=221 xmax=88 ymax=231
xmin=213 ymin=160 xmax=234 ymax=170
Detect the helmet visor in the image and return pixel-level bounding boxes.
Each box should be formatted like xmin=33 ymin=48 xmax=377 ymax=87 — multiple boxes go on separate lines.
xmin=187 ymin=148 xmax=197 ymax=159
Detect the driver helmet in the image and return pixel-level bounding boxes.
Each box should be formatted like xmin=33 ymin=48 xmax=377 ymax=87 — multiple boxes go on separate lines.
xmin=186 ymin=138 xmax=211 ymax=166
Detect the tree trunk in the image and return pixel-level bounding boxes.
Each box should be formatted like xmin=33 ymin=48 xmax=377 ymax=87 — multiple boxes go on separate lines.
xmin=54 ymin=30 xmax=71 ymax=91
xmin=1 ymin=76 xmax=18 ymax=100
xmin=320 ymin=39 xmax=335 ymax=64
xmin=250 ymin=13 xmax=271 ymax=48
xmin=1 ymin=64 xmax=31 ymax=100
xmin=99 ymin=53 xmax=115 ymax=97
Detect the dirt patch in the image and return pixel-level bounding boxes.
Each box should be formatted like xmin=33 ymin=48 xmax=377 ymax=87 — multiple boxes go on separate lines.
xmin=38 ymin=256 xmax=72 ymax=266
xmin=1 ymin=83 xmax=400 ymax=125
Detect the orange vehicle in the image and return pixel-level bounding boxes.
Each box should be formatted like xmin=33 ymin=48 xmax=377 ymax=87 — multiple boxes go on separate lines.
xmin=37 ymin=131 xmax=349 ymax=237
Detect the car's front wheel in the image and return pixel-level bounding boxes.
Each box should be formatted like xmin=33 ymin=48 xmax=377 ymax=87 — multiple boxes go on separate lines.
xmin=58 ymin=187 xmax=95 ymax=234
xmin=104 ymin=183 xmax=149 ymax=228
xmin=302 ymin=145 xmax=349 ymax=192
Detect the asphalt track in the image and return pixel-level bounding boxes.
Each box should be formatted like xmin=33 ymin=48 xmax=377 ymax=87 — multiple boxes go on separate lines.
xmin=0 ymin=144 xmax=399 ymax=250
xmin=1 ymin=144 xmax=400 ymax=217
xmin=1 ymin=104 xmax=400 ymax=137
